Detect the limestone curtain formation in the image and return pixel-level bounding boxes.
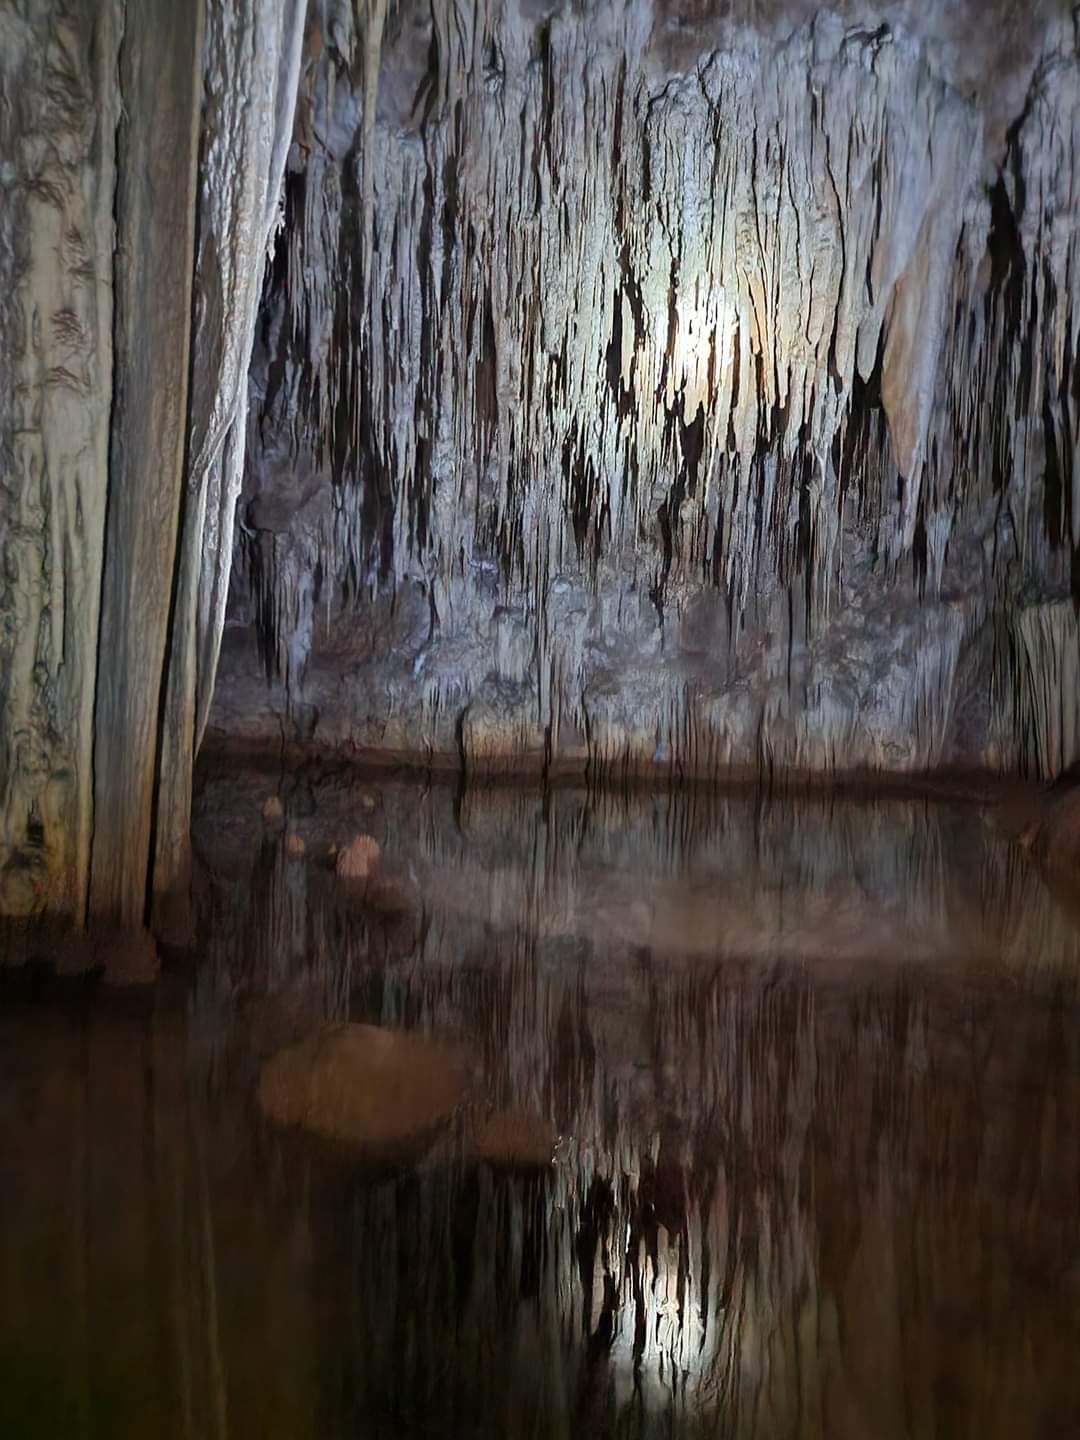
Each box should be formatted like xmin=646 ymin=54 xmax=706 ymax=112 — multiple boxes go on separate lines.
xmin=0 ymin=0 xmax=307 ymax=927
xmin=225 ymin=0 xmax=1080 ymax=780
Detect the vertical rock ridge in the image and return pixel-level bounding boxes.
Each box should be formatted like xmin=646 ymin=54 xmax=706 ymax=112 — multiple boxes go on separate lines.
xmin=153 ymin=0 xmax=310 ymax=936
xmin=89 ymin=0 xmax=205 ymax=928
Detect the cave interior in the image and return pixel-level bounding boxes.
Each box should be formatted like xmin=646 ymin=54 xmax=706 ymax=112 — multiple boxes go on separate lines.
xmin=2 ymin=2 xmax=1080 ymax=1435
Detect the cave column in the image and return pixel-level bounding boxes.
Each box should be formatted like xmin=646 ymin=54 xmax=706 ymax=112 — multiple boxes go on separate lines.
xmin=89 ymin=0 xmax=206 ymax=927
xmin=152 ymin=0 xmax=309 ymax=939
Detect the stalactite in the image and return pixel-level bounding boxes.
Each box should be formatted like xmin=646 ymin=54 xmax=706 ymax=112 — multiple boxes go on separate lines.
xmin=1001 ymin=599 xmax=1080 ymax=778
xmin=228 ymin=1 xmax=1080 ymax=779
xmin=3 ymin=2 xmax=1079 ymax=927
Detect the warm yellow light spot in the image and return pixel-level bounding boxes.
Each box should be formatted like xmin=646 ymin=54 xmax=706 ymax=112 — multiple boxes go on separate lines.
xmin=659 ymin=283 xmax=738 ymax=412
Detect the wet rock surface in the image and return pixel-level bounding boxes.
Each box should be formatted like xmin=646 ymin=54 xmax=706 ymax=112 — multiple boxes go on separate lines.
xmin=258 ymin=1023 xmax=464 ymax=1154
xmin=0 ymin=919 xmax=160 ymax=986
xmin=469 ymin=1106 xmax=559 ymax=1171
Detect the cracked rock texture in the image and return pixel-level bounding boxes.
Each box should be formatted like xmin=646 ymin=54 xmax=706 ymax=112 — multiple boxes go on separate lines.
xmin=219 ymin=0 xmax=1080 ymax=781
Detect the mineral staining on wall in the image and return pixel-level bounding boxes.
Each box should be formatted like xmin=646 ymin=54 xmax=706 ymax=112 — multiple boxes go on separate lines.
xmin=225 ymin=0 xmax=1080 ymax=779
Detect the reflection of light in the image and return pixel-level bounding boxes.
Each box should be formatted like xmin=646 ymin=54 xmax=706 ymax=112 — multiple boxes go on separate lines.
xmin=657 ymin=283 xmax=738 ymax=412
xmin=586 ymin=1211 xmax=715 ymax=1417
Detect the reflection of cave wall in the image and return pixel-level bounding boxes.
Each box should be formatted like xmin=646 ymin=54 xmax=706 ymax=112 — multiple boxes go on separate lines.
xmin=219 ymin=0 xmax=1080 ymax=780
xmin=7 ymin=773 xmax=1078 ymax=1433
xmin=194 ymin=777 xmax=1080 ymax=1431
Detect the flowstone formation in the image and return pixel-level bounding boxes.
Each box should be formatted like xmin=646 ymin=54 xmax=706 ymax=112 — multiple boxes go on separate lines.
xmin=219 ymin=0 xmax=1080 ymax=782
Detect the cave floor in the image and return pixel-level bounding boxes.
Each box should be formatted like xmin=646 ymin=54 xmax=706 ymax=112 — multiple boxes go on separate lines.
xmin=3 ymin=763 xmax=1080 ymax=1438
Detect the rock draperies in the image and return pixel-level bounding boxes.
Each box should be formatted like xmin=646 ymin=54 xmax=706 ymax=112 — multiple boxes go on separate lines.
xmin=232 ymin=0 xmax=1079 ymax=781
xmin=0 ymin=0 xmax=307 ymax=927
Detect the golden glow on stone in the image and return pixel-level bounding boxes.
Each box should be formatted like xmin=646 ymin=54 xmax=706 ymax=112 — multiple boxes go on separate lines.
xmin=658 ymin=283 xmax=738 ymax=413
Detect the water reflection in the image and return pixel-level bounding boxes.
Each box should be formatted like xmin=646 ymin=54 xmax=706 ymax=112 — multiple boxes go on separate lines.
xmin=3 ymin=769 xmax=1080 ymax=1438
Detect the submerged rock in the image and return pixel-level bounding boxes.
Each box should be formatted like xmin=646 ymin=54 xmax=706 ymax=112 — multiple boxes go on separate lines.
xmin=96 ymin=928 xmax=161 ymax=987
xmin=51 ymin=932 xmax=99 ymax=978
xmin=257 ymin=1024 xmax=463 ymax=1153
xmin=0 ymin=919 xmax=160 ymax=983
xmin=363 ymin=869 xmax=415 ymax=916
xmin=1025 ymin=787 xmax=1080 ymax=881
xmin=470 ymin=1106 xmax=559 ymax=1171
xmin=336 ymin=834 xmax=381 ymax=883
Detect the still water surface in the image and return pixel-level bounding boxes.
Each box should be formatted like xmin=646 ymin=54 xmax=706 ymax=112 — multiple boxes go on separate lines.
xmin=3 ymin=767 xmax=1080 ymax=1439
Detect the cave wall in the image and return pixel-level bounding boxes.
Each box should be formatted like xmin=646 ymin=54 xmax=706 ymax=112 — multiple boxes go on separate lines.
xmin=217 ymin=0 xmax=1080 ymax=780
